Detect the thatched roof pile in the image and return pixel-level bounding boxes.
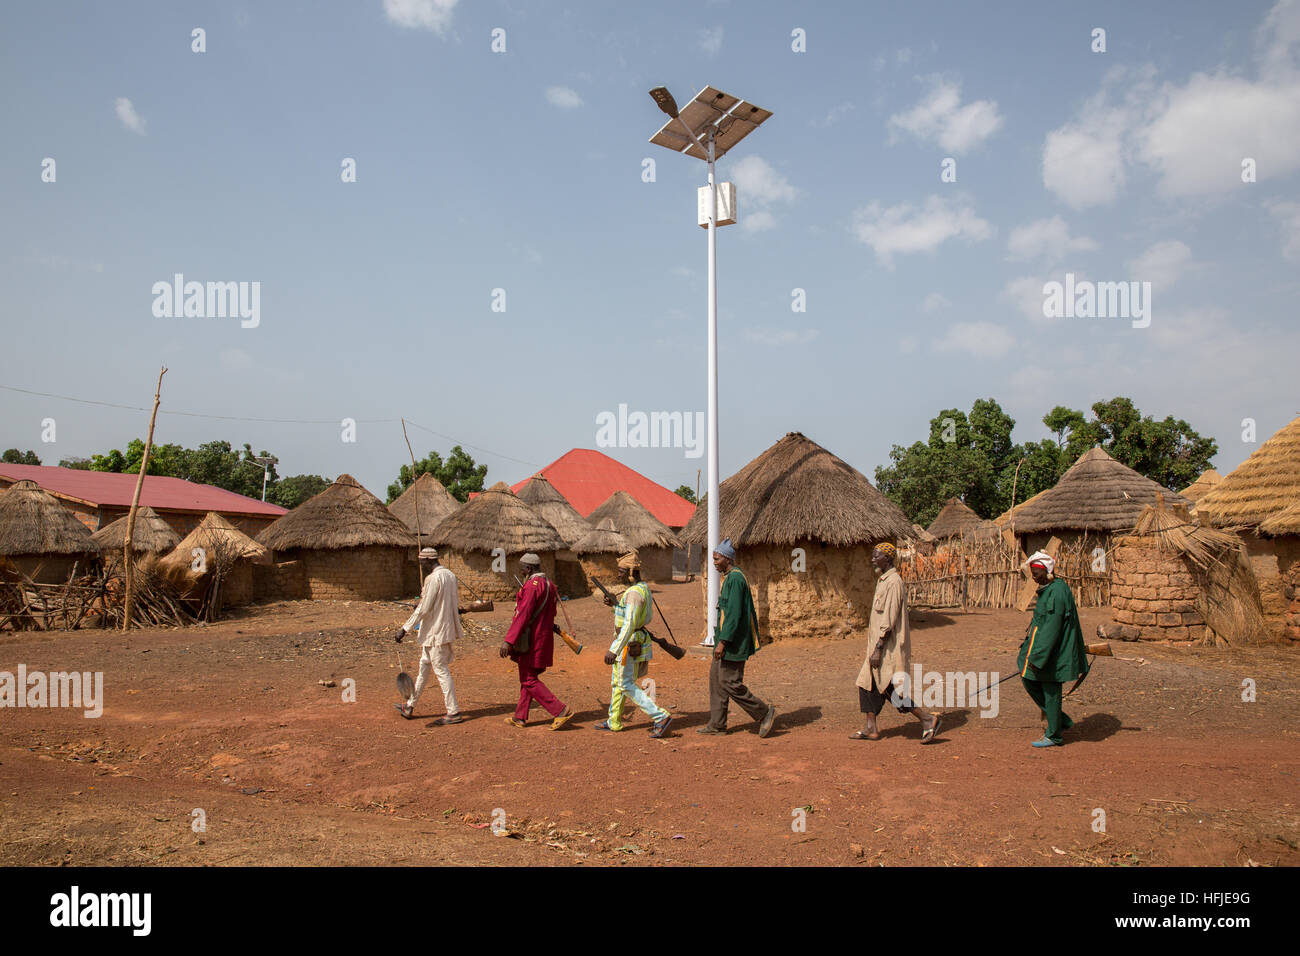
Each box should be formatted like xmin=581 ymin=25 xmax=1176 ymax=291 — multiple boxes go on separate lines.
xmin=572 ymin=517 xmax=633 ymax=555
xmin=588 ymin=491 xmax=682 ymax=550
xmin=909 ymin=523 xmax=937 ymax=545
xmin=90 ymin=506 xmax=180 ymax=554
xmin=1196 ymin=415 xmax=1300 ymax=531
xmin=1009 ymin=447 xmax=1191 ymax=534
xmin=1131 ymin=501 xmax=1265 ymax=645
xmin=389 ymin=473 xmax=461 ymax=538
xmin=427 ymin=481 xmax=565 ymax=554
xmin=927 ymin=498 xmax=986 ymax=539
xmin=680 ymin=432 xmax=912 ymax=547
xmin=1178 ymin=469 xmax=1222 ymax=504
xmin=516 ymin=475 xmax=591 ymax=547
xmin=0 ymin=480 xmax=100 ymax=557
xmin=162 ymin=512 xmax=270 ymax=571
xmin=257 ymin=474 xmax=416 ymax=551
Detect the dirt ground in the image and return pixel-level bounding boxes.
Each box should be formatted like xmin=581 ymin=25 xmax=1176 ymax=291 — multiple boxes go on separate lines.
xmin=2 ymin=580 xmax=1297 ymax=867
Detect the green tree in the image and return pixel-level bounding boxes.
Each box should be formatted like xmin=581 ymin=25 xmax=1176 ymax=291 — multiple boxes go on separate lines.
xmin=58 ymin=457 xmax=92 ymax=470
xmin=1059 ymin=398 xmax=1217 ymax=491
xmin=1 ymin=449 xmax=41 ymax=465
xmin=268 ymin=474 xmax=330 ymax=509
xmin=673 ymin=484 xmax=698 ymax=505
xmin=386 ymin=446 xmax=486 ymax=503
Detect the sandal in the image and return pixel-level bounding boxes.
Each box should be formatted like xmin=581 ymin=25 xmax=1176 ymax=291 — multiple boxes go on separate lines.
xmin=921 ymin=713 xmax=941 ymax=743
xmin=849 ymin=730 xmax=879 ymax=741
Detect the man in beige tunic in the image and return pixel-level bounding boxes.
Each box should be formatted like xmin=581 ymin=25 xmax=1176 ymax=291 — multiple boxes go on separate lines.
xmin=852 ymin=542 xmax=940 ymax=743
xmin=394 ymin=548 xmax=467 ymax=724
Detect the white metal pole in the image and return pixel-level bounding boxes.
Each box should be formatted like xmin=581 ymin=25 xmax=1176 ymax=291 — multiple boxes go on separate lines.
xmin=705 ymin=127 xmax=720 ymax=645
xmin=261 ymin=464 xmax=269 ymax=502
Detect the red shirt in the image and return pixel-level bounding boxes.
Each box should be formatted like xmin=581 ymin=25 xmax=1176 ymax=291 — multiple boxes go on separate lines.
xmin=504 ymin=573 xmax=558 ymax=669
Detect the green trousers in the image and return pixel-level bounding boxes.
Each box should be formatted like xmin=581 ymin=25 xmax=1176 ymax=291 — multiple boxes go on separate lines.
xmin=1020 ymin=677 xmax=1074 ymax=745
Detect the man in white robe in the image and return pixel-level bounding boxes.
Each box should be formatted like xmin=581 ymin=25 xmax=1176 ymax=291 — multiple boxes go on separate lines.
xmin=394 ymin=548 xmax=465 ymax=724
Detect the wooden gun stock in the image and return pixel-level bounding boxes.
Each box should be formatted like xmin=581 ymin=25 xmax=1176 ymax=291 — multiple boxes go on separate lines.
xmin=553 ymin=623 xmax=583 ymax=655
xmin=1085 ymin=641 xmax=1112 ymax=657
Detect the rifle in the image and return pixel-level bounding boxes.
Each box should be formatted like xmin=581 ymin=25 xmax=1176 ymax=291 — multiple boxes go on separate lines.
xmin=512 ymin=573 xmax=582 ymax=655
xmin=590 ymin=576 xmax=685 ymax=661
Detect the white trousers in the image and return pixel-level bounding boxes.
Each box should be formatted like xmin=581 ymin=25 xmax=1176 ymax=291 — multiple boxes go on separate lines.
xmin=409 ymin=643 xmax=457 ymax=715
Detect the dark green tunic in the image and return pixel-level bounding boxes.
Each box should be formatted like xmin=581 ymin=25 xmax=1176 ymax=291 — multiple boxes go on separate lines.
xmin=714 ymin=567 xmax=761 ymax=662
xmin=1018 ymin=577 xmax=1089 ymax=683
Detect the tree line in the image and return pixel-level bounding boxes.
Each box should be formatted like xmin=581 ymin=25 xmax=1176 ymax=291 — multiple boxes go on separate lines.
xmin=873 ymin=396 xmax=1217 ymax=528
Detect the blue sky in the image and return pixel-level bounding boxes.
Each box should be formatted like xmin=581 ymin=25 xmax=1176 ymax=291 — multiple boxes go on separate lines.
xmin=2 ymin=0 xmax=1298 ymax=503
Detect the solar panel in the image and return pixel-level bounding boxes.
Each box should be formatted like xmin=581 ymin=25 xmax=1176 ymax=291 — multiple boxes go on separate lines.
xmin=649 ymin=85 xmax=772 ymax=160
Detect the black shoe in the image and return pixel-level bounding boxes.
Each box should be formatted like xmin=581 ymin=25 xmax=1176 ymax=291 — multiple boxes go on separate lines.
xmin=696 ymin=725 xmax=726 ymax=735
xmin=758 ymin=705 xmax=776 ymax=738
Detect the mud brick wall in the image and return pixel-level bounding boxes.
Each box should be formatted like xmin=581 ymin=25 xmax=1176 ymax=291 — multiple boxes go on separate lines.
xmin=1278 ymin=537 xmax=1300 ymax=642
xmin=253 ymin=560 xmax=308 ymax=601
xmin=1109 ymin=536 xmax=1206 ymax=641
xmin=578 ymin=553 xmax=623 ymax=596
xmin=288 ymin=546 xmax=406 ymax=600
xmin=698 ymin=540 xmax=884 ymax=642
xmin=439 ymin=548 xmax=558 ymax=602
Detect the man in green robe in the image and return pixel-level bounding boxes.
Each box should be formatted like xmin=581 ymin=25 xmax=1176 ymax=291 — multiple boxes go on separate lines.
xmin=1018 ymin=550 xmax=1090 ymax=747
xmin=697 ymin=539 xmax=776 ymax=737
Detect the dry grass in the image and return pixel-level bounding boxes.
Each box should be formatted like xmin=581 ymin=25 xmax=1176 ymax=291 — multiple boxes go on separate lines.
xmin=1197 ymin=415 xmax=1300 ymax=530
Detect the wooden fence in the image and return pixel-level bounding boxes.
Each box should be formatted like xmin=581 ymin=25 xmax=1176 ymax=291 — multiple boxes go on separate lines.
xmin=900 ymin=530 xmax=1111 ymax=610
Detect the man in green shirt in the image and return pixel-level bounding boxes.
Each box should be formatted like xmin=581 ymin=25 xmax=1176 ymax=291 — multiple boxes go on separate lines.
xmin=697 ymin=539 xmax=776 ymax=737
xmin=1019 ymin=550 xmax=1090 ymax=747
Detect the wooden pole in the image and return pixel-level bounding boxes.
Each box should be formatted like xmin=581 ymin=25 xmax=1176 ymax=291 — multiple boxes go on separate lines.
xmin=401 ymin=418 xmax=425 ymax=588
xmin=122 ymin=366 xmax=166 ymax=631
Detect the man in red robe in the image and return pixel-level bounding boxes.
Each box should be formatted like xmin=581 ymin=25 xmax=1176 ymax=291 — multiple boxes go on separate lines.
xmin=499 ymin=553 xmax=575 ymax=730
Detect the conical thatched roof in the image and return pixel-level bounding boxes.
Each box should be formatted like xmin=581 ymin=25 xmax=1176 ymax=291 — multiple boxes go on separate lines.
xmin=90 ymin=506 xmax=180 ymax=554
xmin=0 ymin=480 xmax=100 ymax=556
xmin=996 ymin=487 xmax=1049 ymax=527
xmin=162 ymin=512 xmax=270 ymax=571
xmin=1260 ymin=501 xmax=1300 ymax=537
xmin=1196 ymin=416 xmax=1300 ymax=531
xmin=1178 ymin=469 xmax=1222 ymax=504
xmin=256 ymin=474 xmax=416 ymax=551
xmin=927 ymin=498 xmax=986 ymax=539
xmin=572 ymin=517 xmax=633 ymax=555
xmin=680 ymin=432 xmax=912 ymax=547
xmin=427 ymin=480 xmax=565 ymax=553
xmin=516 ymin=475 xmax=591 ymax=547
xmin=388 ymin=473 xmax=461 ymax=538
xmin=588 ymin=491 xmax=682 ymax=550
xmin=1010 ymin=447 xmax=1191 ymax=534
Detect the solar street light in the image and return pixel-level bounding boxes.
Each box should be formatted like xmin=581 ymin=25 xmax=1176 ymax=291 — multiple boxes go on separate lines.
xmin=647 ymin=85 xmax=772 ymax=642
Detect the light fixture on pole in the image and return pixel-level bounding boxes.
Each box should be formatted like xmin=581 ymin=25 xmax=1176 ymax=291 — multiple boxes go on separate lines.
xmin=647 ymin=85 xmax=772 ymax=644
xmin=240 ymin=455 xmax=278 ymax=502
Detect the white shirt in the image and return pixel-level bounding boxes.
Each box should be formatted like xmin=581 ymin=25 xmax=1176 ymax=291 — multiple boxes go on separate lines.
xmin=402 ymin=565 xmax=464 ymax=647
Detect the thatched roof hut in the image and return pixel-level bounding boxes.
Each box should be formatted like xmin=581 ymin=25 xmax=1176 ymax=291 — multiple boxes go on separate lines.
xmin=587 ymin=490 xmax=681 ymax=582
xmin=90 ymin=505 xmax=180 ymax=555
xmin=160 ymin=511 xmax=271 ymax=607
xmin=927 ymin=498 xmax=985 ymax=540
xmin=516 ymin=475 xmax=591 ymax=547
xmin=0 ymin=479 xmax=100 ymax=582
xmin=1260 ymin=501 xmax=1300 ymax=538
xmin=1179 ymin=469 xmax=1222 ymax=504
xmin=256 ymin=474 xmax=415 ymax=600
xmin=388 ymin=473 xmax=461 ymax=542
xmin=1196 ymin=416 xmax=1300 ymax=531
xmin=572 ymin=517 xmax=634 ymax=595
xmin=681 ymin=432 xmax=914 ymax=640
xmin=427 ymin=480 xmax=568 ymax=600
xmin=1010 ymin=448 xmax=1191 ymax=536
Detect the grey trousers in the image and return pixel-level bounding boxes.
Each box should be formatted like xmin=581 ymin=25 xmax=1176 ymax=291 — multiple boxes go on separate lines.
xmin=709 ymin=657 xmax=768 ymax=730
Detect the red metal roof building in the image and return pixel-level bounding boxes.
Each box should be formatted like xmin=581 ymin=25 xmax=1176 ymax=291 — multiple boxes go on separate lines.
xmin=510 ymin=449 xmax=696 ymax=529
xmin=0 ymin=463 xmax=287 ymax=538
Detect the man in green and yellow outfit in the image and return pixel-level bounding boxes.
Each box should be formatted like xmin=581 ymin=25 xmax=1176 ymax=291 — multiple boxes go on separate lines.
xmin=1019 ymin=550 xmax=1090 ymax=748
xmin=698 ymin=539 xmax=776 ymax=737
xmin=597 ymin=561 xmax=672 ymax=737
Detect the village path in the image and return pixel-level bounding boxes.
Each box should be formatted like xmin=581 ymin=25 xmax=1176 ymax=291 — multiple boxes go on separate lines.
xmin=2 ymin=584 xmax=1297 ymax=866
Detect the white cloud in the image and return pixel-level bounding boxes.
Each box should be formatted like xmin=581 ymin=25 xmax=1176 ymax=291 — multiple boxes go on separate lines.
xmin=921 ymin=292 xmax=951 ymax=313
xmin=1006 ymin=216 xmax=1098 ymax=263
xmin=1002 ymin=275 xmax=1054 ymax=322
xmin=698 ymin=25 xmax=723 ymax=55
xmin=545 ymin=86 xmax=583 ymax=109
xmin=730 ymin=155 xmax=797 ymax=233
xmin=811 ymin=102 xmax=855 ymax=128
xmin=1127 ymin=239 xmax=1192 ymax=291
xmin=383 ymin=0 xmax=458 ymax=34
xmin=888 ymin=77 xmax=1004 ymax=153
xmin=934 ymin=321 xmax=1014 ymax=358
xmin=851 ymin=195 xmax=993 ymax=268
xmin=745 ymin=329 xmax=819 ymax=346
xmin=114 ymin=97 xmax=146 ymax=135
xmin=1268 ymin=199 xmax=1300 ymax=260
xmin=1043 ymin=2 xmax=1300 ymax=205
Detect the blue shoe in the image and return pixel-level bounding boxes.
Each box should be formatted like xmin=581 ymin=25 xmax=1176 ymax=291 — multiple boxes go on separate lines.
xmin=1031 ymin=736 xmax=1060 ymax=748
xmin=650 ymin=715 xmax=673 ymax=738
